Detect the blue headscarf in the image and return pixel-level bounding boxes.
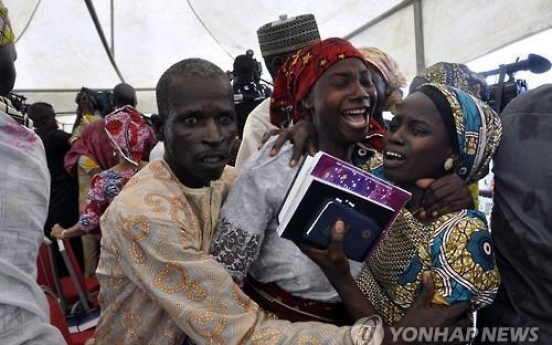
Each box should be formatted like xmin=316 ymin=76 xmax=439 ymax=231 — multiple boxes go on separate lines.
xmin=415 ymin=83 xmax=502 ymax=185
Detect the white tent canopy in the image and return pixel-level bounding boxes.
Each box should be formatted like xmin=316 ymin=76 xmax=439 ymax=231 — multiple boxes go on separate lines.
xmin=5 ymin=0 xmax=552 ymax=116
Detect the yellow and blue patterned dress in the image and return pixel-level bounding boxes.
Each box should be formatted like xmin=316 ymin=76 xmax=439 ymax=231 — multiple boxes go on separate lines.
xmin=357 ymin=83 xmax=502 ymax=325
xmin=356 ymin=204 xmax=499 ymax=325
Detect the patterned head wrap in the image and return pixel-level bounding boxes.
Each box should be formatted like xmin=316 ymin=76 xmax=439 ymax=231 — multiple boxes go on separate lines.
xmin=415 ymin=83 xmax=501 ymax=185
xmin=358 ymin=47 xmax=406 ymax=114
xmin=105 ymin=105 xmax=150 ymax=166
xmin=0 ymin=1 xmax=14 ymax=46
xmin=417 ymin=62 xmax=489 ymax=100
xmin=257 ymin=14 xmax=320 ymax=58
xmin=269 ymin=37 xmax=369 ymax=127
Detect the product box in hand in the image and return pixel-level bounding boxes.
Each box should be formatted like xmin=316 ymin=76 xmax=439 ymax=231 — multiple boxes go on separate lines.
xmin=277 ymin=152 xmax=411 ymax=261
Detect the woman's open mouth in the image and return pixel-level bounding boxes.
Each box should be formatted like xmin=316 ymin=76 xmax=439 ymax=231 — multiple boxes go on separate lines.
xmin=383 ymin=150 xmax=406 ymax=168
xmin=341 ymin=107 xmax=370 ymax=128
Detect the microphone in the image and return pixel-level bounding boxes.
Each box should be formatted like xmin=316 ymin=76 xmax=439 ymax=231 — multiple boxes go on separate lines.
xmin=480 ymin=53 xmax=551 ymax=77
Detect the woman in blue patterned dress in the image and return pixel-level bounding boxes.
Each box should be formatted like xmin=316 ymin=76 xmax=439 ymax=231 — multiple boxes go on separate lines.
xmin=306 ymin=83 xmax=502 ymax=326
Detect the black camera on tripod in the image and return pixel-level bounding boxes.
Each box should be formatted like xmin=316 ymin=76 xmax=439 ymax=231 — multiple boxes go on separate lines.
xmin=480 ymin=54 xmax=551 ymax=112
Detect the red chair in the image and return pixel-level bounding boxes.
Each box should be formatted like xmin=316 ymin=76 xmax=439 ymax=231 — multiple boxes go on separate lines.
xmin=44 ymin=288 xmax=95 ymax=345
xmin=37 ymin=238 xmax=69 ymax=311
xmin=57 ymin=239 xmax=100 ymax=313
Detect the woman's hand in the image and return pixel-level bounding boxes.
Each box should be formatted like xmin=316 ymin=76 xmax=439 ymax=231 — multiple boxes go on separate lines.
xmin=51 ymin=224 xmax=66 ymax=239
xmin=300 ymin=219 xmax=351 ymax=283
xmin=265 ymin=120 xmax=318 ymax=167
xmin=415 ymin=174 xmax=474 ymax=221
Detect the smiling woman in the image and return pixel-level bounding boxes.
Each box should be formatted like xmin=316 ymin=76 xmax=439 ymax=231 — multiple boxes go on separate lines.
xmin=210 ymin=38 xmax=382 ymax=324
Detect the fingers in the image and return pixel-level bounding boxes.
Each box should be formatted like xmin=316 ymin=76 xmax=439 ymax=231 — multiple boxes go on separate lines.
xmin=289 ymin=138 xmax=306 ymax=167
xmin=262 ymin=129 xmax=282 ymax=145
xmin=327 ymin=219 xmax=346 ymax=256
xmin=268 ymin=130 xmax=289 ymax=156
xmin=415 ymin=178 xmax=436 ymax=190
xmin=306 ymin=138 xmax=318 ymax=157
xmin=417 ymin=272 xmax=435 ymax=307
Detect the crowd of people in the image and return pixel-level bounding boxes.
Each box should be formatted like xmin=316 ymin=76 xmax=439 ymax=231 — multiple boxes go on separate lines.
xmin=1 ymin=2 xmax=551 ymax=345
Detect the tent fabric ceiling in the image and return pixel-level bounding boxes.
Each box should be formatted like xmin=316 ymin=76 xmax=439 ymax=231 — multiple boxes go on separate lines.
xmin=4 ymin=0 xmax=552 ymax=116
xmin=7 ymin=0 xmax=402 ymax=90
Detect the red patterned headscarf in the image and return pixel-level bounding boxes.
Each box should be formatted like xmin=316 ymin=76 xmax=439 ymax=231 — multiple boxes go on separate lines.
xmin=105 ymin=106 xmax=151 ymax=165
xmin=269 ymin=37 xmax=370 ymax=127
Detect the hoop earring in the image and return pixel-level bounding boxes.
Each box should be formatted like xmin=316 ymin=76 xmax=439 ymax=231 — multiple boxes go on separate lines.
xmin=444 ymin=157 xmax=454 ymax=171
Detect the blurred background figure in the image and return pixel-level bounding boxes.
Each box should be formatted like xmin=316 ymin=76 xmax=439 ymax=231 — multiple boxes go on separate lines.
xmin=232 ymin=49 xmax=271 ymax=139
xmin=27 ymin=102 xmax=83 ymax=273
xmin=70 ymin=87 xmax=114 ymax=144
xmin=475 ymin=84 xmax=552 ymax=345
xmin=52 ymin=106 xmax=152 ymax=242
xmin=234 ymin=13 xmax=321 ymax=171
xmin=113 ymin=82 xmax=137 ymax=108
xmin=64 ymin=118 xmax=118 ymax=277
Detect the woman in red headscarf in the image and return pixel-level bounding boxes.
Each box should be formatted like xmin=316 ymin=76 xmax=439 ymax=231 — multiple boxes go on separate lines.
xmin=52 ymin=106 xmax=152 ymax=246
xmin=211 ymin=38 xmax=378 ymax=324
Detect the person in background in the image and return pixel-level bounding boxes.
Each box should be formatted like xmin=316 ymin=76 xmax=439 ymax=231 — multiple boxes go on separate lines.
xmin=409 ymin=62 xmax=489 ymax=101
xmin=63 ymin=118 xmax=118 ymax=276
xmin=357 ymin=46 xmax=407 ymax=151
xmin=28 ymin=102 xmax=79 ymax=237
xmin=147 ymin=113 xmax=164 ymax=160
xmin=305 ymin=83 xmax=501 ymax=326
xmin=28 ymin=102 xmax=83 ymax=273
xmin=234 ymin=13 xmax=321 ymax=171
xmin=52 ymin=106 xmax=151 ymax=241
xmin=0 ymin=2 xmax=66 ymax=343
xmin=70 ymin=87 xmax=103 ymax=144
xmin=113 ymin=82 xmax=137 ymax=108
xmin=232 ymin=50 xmax=271 ymax=139
xmin=475 ymin=84 xmax=552 ymax=345
xmin=112 ymin=82 xmax=158 ymax=158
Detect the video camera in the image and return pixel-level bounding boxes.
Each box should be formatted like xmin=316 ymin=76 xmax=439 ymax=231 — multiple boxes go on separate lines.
xmin=8 ymin=92 xmax=29 ymax=114
xmin=480 ymin=53 xmax=551 ymax=112
xmin=232 ymin=49 xmax=264 ymax=84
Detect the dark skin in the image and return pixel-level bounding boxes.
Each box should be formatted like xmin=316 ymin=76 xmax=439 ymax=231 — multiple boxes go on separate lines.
xmin=369 ymin=68 xmax=387 ymax=129
xmin=161 ymin=77 xmax=237 ymax=188
xmin=384 ymin=92 xmax=457 ymax=211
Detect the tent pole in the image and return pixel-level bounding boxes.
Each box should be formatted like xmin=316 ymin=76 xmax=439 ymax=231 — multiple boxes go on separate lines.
xmin=110 ymin=0 xmax=115 ymax=56
xmin=84 ymin=0 xmax=125 ymax=82
xmin=413 ymin=0 xmax=426 ymax=73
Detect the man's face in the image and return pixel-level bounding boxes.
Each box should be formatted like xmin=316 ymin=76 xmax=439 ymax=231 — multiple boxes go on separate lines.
xmin=163 ymin=77 xmax=237 ymax=188
xmin=264 ymin=53 xmax=290 ymax=80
